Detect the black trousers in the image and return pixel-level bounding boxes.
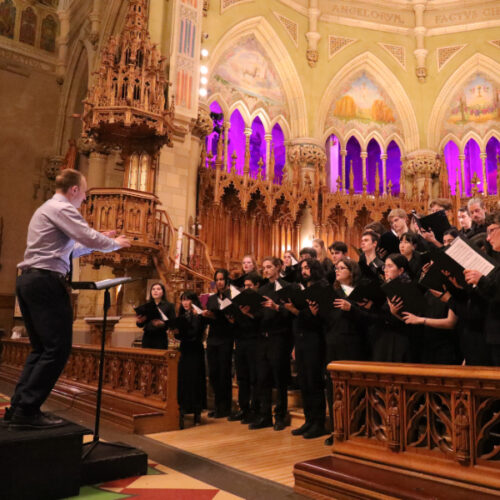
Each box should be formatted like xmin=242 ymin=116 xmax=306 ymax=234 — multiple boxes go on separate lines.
xmin=206 ymin=341 xmax=233 ymax=413
xmin=234 ymin=337 xmax=258 ymax=413
xmin=12 ymin=272 xmax=73 ymax=415
xmin=294 ymin=331 xmax=325 ymax=425
xmin=256 ymin=334 xmax=289 ymax=420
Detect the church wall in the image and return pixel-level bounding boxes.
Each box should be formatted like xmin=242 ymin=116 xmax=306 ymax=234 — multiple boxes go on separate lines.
xmin=0 ymin=65 xmax=61 ymax=333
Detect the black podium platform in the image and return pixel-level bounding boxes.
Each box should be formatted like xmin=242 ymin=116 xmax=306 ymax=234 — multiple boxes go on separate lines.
xmin=0 ymin=420 xmax=91 ymax=500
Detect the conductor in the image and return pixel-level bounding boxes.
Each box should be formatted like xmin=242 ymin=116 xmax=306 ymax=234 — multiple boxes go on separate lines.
xmin=6 ymin=169 xmax=131 ymax=429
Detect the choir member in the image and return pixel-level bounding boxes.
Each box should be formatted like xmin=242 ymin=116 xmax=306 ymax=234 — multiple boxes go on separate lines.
xmin=359 ymin=231 xmax=384 ymax=282
xmin=313 ymin=238 xmax=336 ymax=283
xmin=464 ymin=212 xmax=500 ymax=365
xmin=442 ymin=228 xmax=459 ymax=246
xmin=402 ymin=289 xmax=460 ymax=365
xmin=136 ymin=282 xmax=176 ymax=349
xmin=371 ymin=254 xmax=414 ymax=362
xmin=204 ymin=269 xmax=235 ymax=418
xmin=299 ymin=247 xmax=317 ymax=260
xmin=232 ymin=255 xmax=258 ymax=289
xmin=468 ymin=198 xmax=487 ymax=236
xmin=175 ymin=291 xmax=207 ymax=427
xmin=429 ymin=198 xmax=453 ymax=218
xmin=228 ymin=272 xmax=261 ymax=423
xmin=399 ymin=232 xmax=423 ymax=281
xmin=328 ymin=241 xmax=348 ymax=266
xmin=285 ymin=259 xmax=327 ymax=439
xmin=281 ymin=250 xmax=299 ymax=282
xmin=250 ymin=257 xmax=292 ymax=430
xmin=457 ymin=206 xmax=474 ymax=239
xmin=380 ymin=208 xmax=409 ymax=256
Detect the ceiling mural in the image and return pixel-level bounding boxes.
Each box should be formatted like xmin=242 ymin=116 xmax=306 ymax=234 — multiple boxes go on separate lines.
xmin=325 ymin=72 xmax=402 ymax=138
xmin=208 ymin=34 xmax=288 ymax=120
xmin=444 ymin=73 xmax=500 ymax=137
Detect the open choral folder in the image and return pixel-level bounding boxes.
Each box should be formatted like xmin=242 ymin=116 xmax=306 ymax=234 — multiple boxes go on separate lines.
xmin=444 ymin=236 xmax=495 ymax=277
xmin=414 ymin=209 xmax=451 ymax=243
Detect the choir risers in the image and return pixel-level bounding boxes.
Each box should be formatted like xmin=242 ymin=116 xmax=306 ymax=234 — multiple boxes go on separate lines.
xmin=294 ymin=361 xmax=500 ymax=499
xmin=0 ymin=339 xmax=180 ymax=434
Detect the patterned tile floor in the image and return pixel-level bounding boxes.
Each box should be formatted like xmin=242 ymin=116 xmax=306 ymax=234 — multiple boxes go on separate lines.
xmin=0 ymin=394 xmax=242 ymax=500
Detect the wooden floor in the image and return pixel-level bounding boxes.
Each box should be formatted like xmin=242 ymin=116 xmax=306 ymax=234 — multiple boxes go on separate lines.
xmin=148 ymin=414 xmax=328 ymax=487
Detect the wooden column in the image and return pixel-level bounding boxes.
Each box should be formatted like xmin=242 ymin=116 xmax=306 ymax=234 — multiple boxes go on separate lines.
xmin=480 ymin=152 xmax=488 ymax=194
xmin=340 ymin=149 xmax=347 ymax=192
xmin=361 ymin=151 xmax=368 ymax=193
xmin=381 ymin=153 xmax=388 ymax=194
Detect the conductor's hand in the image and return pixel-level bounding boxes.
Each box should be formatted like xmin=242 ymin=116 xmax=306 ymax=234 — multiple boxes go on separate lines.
xmin=114 ymin=235 xmax=132 ymax=248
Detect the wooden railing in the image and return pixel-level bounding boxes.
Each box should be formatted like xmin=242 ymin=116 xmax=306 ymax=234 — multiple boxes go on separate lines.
xmin=327 ymin=361 xmax=500 ymax=490
xmin=0 ymin=338 xmax=180 ymax=434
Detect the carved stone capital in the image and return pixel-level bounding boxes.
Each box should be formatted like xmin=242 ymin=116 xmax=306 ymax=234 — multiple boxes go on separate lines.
xmin=192 ymin=103 xmax=213 ymax=139
xmin=77 ymin=136 xmax=111 ymax=156
xmin=287 ymin=141 xmax=327 ymax=170
xmin=404 ymin=151 xmax=440 ymax=176
xmin=45 ymin=155 xmax=65 ymax=180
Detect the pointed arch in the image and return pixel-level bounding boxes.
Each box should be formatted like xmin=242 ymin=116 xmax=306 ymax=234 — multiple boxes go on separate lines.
xmin=208 ymin=16 xmax=307 ymax=137
xmin=270 ymin=115 xmax=291 ymax=141
xmin=208 ymin=93 xmax=230 ymax=118
xmin=365 ymin=131 xmax=385 ymax=151
xmin=250 ymin=108 xmax=272 ymax=133
xmin=438 ymin=133 xmax=461 ymax=153
xmin=345 ymin=129 xmax=367 ymax=151
xmin=428 ymin=53 xmax=500 ymax=150
xmin=317 ymin=52 xmax=419 ymax=152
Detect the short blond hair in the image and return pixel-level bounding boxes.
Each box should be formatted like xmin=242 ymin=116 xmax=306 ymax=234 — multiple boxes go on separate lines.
xmin=387 ymin=208 xmax=407 ymax=222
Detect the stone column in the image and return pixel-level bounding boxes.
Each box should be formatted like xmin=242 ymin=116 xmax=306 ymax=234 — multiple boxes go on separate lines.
xmin=340 ymin=149 xmax=347 ymax=192
xmin=243 ymin=128 xmax=252 ymax=176
xmin=56 ymin=9 xmax=70 ymax=83
xmin=360 ymin=151 xmax=368 ymax=193
xmin=413 ymin=1 xmax=428 ymax=83
xmin=381 ymin=153 xmax=388 ymax=194
xmin=224 ymin=121 xmax=230 ymax=172
xmin=305 ymin=0 xmax=321 ymax=67
xmin=458 ymin=153 xmax=465 ymax=194
xmin=265 ymin=133 xmax=272 ymax=180
xmin=480 ymin=152 xmax=488 ymax=194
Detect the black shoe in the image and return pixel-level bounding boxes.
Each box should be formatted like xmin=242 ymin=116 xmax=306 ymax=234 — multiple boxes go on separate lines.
xmin=9 ymin=412 xmax=66 ymax=430
xmin=227 ymin=410 xmax=244 ymax=421
xmin=241 ymin=411 xmax=255 ymax=424
xmin=207 ymin=410 xmax=216 ymax=418
xmin=291 ymin=421 xmax=312 ymax=436
xmin=215 ymin=410 xmax=230 ymax=418
xmin=249 ymin=417 xmax=273 ymax=430
xmin=324 ymin=434 xmax=334 ymax=446
xmin=303 ymin=425 xmax=329 ymax=439
xmin=0 ymin=406 xmax=14 ymax=427
xmin=274 ymin=418 xmax=287 ymax=431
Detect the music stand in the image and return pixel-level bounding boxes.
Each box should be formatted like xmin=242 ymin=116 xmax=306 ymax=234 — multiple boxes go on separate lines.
xmin=72 ymin=277 xmax=138 ymax=459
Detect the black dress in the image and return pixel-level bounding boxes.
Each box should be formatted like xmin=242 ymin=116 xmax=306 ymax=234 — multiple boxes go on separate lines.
xmin=137 ymin=300 xmax=176 ymax=349
xmin=175 ymin=312 xmax=207 ymax=415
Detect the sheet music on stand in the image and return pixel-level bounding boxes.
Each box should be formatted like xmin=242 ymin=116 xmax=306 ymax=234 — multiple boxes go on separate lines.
xmin=71 ymin=277 xmax=135 ymax=290
xmin=444 ymin=237 xmax=495 ymax=277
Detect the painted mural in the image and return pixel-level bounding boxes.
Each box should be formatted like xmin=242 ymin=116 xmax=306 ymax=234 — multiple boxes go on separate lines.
xmin=19 ymin=8 xmax=37 ymax=46
xmin=325 ymin=72 xmax=401 ymax=138
xmin=208 ymin=35 xmax=288 ymax=120
xmin=444 ymin=73 xmax=500 ymax=137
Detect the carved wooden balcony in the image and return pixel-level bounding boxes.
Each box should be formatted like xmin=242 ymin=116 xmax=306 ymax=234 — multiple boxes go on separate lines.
xmin=0 ymin=338 xmax=180 ymax=434
xmin=295 ymin=361 xmax=500 ymax=498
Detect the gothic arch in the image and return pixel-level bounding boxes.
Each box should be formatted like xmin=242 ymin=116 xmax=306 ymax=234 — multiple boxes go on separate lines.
xmin=208 ymin=16 xmax=307 ymax=137
xmin=317 ymin=52 xmax=419 ymax=152
xmin=428 ymin=53 xmax=500 ymax=150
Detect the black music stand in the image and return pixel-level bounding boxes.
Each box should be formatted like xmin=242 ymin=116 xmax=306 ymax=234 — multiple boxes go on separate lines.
xmin=71 ymin=277 xmax=147 ymax=471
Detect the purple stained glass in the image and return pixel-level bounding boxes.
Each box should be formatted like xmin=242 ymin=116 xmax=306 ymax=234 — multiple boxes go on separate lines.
xmin=250 ymin=117 xmax=266 ymax=178
xmin=464 ymin=139 xmax=482 ymax=196
xmin=367 ymin=139 xmax=381 ymax=193
xmin=346 ymin=136 xmax=362 ymax=192
xmin=272 ymin=123 xmax=285 ymax=184
xmin=229 ymin=109 xmax=245 ymax=174
xmin=386 ymin=141 xmax=401 ymax=195
xmin=444 ymin=140 xmax=461 ymax=195
xmin=486 ymin=137 xmax=500 ymax=195
xmin=327 ymin=135 xmax=340 ymax=192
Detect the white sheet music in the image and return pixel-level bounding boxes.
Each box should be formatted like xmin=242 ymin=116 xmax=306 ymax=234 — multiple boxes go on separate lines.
xmin=445 ymin=237 xmax=495 ymax=276
xmin=192 ymin=304 xmax=203 ymax=315
xmin=157 ymin=306 xmax=168 ymax=321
